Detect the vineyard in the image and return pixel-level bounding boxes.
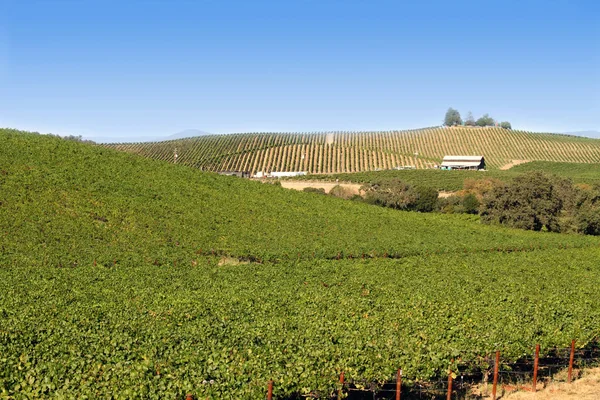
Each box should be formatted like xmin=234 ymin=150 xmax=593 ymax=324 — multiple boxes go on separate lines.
xmin=106 ymin=127 xmax=600 ymax=174
xmin=2 ymin=129 xmax=600 ymax=398
xmin=289 ymin=161 xmax=600 ymax=192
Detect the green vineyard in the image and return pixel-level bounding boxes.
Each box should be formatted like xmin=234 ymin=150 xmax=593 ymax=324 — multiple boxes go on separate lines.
xmin=106 ymin=127 xmax=600 ymax=174
xmin=3 ymin=129 xmax=600 ymax=398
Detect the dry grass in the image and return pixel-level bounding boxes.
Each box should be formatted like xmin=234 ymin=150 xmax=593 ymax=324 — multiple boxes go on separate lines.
xmin=217 ymin=256 xmax=250 ymax=266
xmin=476 ymin=368 xmax=600 ymax=399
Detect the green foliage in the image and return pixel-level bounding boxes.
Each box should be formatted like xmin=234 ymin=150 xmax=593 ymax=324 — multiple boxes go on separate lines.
xmin=444 ymin=107 xmax=462 ymax=126
xmin=2 ymin=129 xmax=600 ymax=397
xmin=412 ymin=186 xmax=439 ymax=212
xmin=2 ymin=250 xmax=600 ymax=398
xmin=362 ymin=179 xmax=417 ymax=210
xmin=328 ymin=184 xmax=354 ymax=199
xmin=475 ymin=113 xmax=495 ymax=127
xmin=303 ymin=187 xmax=326 ymax=195
xmin=499 ymin=121 xmax=512 ymax=130
xmin=574 ymin=186 xmax=600 ymax=235
xmin=4 ymin=128 xmax=594 ymax=266
xmin=462 ymin=193 xmax=481 ymax=214
xmin=481 ymin=172 xmax=568 ymax=231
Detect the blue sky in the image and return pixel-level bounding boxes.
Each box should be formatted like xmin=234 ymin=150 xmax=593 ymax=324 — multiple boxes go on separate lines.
xmin=1 ymin=0 xmax=598 ymax=142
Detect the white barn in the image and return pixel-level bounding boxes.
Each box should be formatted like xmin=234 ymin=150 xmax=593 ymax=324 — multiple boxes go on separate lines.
xmin=440 ymin=156 xmax=485 ymax=170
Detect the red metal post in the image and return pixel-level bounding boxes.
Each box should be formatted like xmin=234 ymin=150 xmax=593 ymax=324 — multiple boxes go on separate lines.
xmin=267 ymin=380 xmax=273 ymax=400
xmin=532 ymin=344 xmax=540 ymax=392
xmin=395 ymin=368 xmax=402 ymax=400
xmin=568 ymin=339 xmax=576 ymax=383
xmin=492 ymin=351 xmax=500 ymax=400
xmin=338 ymin=371 xmax=345 ymax=399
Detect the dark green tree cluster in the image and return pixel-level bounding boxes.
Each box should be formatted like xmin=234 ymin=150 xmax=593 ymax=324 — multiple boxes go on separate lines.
xmin=362 ymin=178 xmax=438 ymax=212
xmin=480 ymin=171 xmax=600 ymax=234
xmin=444 ymin=108 xmax=512 ymax=129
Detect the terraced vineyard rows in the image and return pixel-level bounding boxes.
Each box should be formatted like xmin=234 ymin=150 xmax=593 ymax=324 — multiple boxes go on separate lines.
xmin=107 ymin=127 xmax=600 ymax=174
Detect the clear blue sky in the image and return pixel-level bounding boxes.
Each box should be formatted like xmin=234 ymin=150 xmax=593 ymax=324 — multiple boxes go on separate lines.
xmin=1 ymin=0 xmax=598 ymax=141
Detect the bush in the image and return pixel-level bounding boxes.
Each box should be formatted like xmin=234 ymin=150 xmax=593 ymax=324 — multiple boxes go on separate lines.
xmin=362 ymin=179 xmax=416 ymax=210
xmin=362 ymin=179 xmax=438 ymax=212
xmin=476 ymin=114 xmax=495 ymax=127
xmin=329 ymin=185 xmax=354 ymax=200
xmin=437 ymin=195 xmax=462 ymax=214
xmin=412 ymin=186 xmax=439 ymax=212
xmin=499 ymin=121 xmax=512 ymax=130
xmin=462 ymin=193 xmax=480 ymax=215
xmin=481 ymin=172 xmax=565 ymax=231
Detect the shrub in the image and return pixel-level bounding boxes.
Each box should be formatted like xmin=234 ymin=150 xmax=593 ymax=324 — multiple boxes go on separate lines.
xmin=329 ymin=185 xmax=354 ymax=200
xmin=462 ymin=193 xmax=480 ymax=215
xmin=412 ymin=186 xmax=439 ymax=212
xmin=481 ymin=172 xmax=565 ymax=231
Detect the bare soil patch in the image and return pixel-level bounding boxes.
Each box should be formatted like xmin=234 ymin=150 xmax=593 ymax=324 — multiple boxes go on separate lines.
xmin=500 ymin=160 xmax=530 ymax=170
xmin=280 ymin=180 xmax=363 ymax=195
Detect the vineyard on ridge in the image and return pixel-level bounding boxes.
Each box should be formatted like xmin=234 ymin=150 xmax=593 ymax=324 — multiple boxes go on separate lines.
xmin=106 ymin=127 xmax=600 ymax=174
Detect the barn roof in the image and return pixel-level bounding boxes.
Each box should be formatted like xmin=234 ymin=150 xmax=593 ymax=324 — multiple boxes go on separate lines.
xmin=441 ymin=155 xmax=484 ymax=167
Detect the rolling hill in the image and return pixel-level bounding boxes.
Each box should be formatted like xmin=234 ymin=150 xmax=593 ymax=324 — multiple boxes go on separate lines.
xmin=105 ymin=127 xmax=600 ymax=174
xmin=2 ymin=128 xmax=600 ymax=398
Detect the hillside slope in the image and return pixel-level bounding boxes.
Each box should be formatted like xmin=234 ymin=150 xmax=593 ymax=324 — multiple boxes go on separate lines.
xmin=105 ymin=127 xmax=600 ymax=174
xmin=3 ymin=128 xmax=600 ymax=398
xmin=2 ymin=128 xmax=599 ymax=268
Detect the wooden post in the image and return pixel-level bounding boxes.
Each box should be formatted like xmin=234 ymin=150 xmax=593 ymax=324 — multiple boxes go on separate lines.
xmin=532 ymin=344 xmax=540 ymax=392
xmin=267 ymin=380 xmax=273 ymax=400
xmin=185 ymin=394 xmax=193 ymax=400
xmin=568 ymin=339 xmax=576 ymax=383
xmin=338 ymin=371 xmax=344 ymax=399
xmin=396 ymin=368 xmax=402 ymax=400
xmin=492 ymin=351 xmax=500 ymax=400
xmin=447 ymin=370 xmax=453 ymax=400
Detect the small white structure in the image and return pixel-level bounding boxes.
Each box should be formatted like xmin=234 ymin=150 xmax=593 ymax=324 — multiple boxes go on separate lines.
xmin=253 ymin=171 xmax=265 ymax=178
xmin=440 ymin=156 xmax=485 ymax=170
xmin=270 ymin=171 xmax=307 ymax=178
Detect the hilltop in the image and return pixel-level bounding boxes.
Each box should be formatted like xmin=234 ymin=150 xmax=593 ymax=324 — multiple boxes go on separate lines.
xmin=105 ymin=126 xmax=600 ymax=174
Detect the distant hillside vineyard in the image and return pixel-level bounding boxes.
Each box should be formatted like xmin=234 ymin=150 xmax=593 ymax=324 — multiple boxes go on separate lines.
xmin=105 ymin=127 xmax=600 ymax=173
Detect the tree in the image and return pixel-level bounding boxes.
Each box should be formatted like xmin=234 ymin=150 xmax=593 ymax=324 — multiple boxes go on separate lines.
xmin=475 ymin=114 xmax=495 ymax=127
xmin=462 ymin=193 xmax=480 ymax=214
xmin=362 ymin=179 xmax=416 ymax=210
xmin=480 ymin=172 xmax=565 ymax=231
xmin=444 ymin=108 xmax=462 ymax=126
xmin=412 ymin=186 xmax=439 ymax=212
xmin=464 ymin=112 xmax=476 ymax=126
xmin=499 ymin=121 xmax=512 ymax=129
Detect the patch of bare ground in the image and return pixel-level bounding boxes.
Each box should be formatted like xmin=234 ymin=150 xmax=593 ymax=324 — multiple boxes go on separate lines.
xmin=500 ymin=160 xmax=530 ymax=170
xmin=217 ymin=257 xmax=250 ymax=266
xmin=473 ymin=367 xmax=600 ymax=399
xmin=279 ymin=180 xmax=363 ymax=195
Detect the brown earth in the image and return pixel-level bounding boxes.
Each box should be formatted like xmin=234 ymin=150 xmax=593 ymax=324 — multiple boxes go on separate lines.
xmin=500 ymin=160 xmax=530 ymax=170
xmin=475 ymin=367 xmax=600 ymax=399
xmin=280 ymin=180 xmax=363 ymax=195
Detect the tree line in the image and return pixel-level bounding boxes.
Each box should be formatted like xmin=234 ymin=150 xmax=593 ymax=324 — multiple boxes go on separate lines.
xmin=444 ymin=107 xmax=512 ymax=129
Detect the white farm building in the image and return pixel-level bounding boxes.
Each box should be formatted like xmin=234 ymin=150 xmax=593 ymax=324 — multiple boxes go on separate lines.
xmin=440 ymin=156 xmax=485 ymax=170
